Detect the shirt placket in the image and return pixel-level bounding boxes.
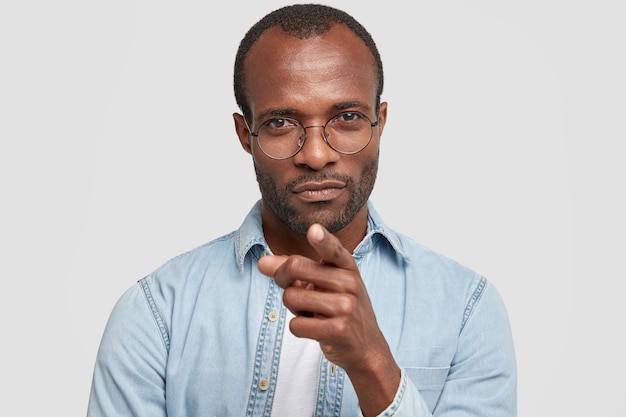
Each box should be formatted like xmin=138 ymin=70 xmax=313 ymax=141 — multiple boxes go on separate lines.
xmin=245 ymin=279 xmax=286 ymax=417
xmin=315 ymin=356 xmax=346 ymax=417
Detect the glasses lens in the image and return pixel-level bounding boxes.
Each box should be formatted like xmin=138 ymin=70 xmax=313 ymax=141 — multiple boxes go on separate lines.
xmin=254 ymin=112 xmax=375 ymax=159
xmin=256 ymin=118 xmax=304 ymax=159
xmin=325 ymin=112 xmax=373 ymax=154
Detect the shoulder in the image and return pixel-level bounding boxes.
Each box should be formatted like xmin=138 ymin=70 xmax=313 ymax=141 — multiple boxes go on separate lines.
xmin=387 ymin=230 xmax=482 ymax=285
xmin=379 ymin=229 xmax=510 ymax=319
xmin=145 ymin=231 xmax=237 ymax=287
xmin=397 ymin=231 xmax=509 ymax=323
xmin=111 ymin=231 xmax=238 ymax=317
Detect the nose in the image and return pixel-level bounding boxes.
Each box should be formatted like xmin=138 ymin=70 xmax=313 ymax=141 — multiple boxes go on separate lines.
xmin=292 ymin=125 xmax=340 ymax=170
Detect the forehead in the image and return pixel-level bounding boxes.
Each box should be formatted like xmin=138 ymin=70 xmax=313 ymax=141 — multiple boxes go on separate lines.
xmin=243 ymin=24 xmax=378 ymax=118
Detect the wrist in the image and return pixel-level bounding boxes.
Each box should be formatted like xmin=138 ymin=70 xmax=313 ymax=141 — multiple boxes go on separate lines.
xmin=345 ymin=349 xmax=402 ymax=417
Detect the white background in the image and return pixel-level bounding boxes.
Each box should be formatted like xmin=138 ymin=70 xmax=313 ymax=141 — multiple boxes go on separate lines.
xmin=1 ymin=0 xmax=624 ymax=415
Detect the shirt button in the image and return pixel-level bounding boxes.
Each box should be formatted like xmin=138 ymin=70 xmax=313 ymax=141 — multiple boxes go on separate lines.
xmin=258 ymin=379 xmax=270 ymax=390
xmin=268 ymin=311 xmax=279 ymax=322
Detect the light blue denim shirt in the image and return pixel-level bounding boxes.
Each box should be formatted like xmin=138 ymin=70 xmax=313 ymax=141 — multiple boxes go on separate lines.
xmin=87 ymin=200 xmax=516 ymax=416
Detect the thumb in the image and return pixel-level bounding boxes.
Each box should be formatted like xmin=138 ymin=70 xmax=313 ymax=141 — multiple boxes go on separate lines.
xmin=257 ymin=254 xmax=288 ymax=278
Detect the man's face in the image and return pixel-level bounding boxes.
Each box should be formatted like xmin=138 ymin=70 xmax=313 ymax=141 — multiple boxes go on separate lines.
xmin=238 ymin=24 xmax=387 ymax=235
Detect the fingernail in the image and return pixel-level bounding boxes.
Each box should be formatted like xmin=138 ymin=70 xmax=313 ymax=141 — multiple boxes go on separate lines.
xmin=311 ymin=224 xmax=324 ymax=242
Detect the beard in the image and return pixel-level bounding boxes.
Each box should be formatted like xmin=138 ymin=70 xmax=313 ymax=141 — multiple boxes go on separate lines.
xmin=254 ymin=152 xmax=379 ymax=235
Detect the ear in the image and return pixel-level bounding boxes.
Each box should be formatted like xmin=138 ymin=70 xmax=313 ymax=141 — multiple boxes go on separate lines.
xmin=376 ymin=101 xmax=388 ymax=138
xmin=233 ymin=113 xmax=253 ymax=154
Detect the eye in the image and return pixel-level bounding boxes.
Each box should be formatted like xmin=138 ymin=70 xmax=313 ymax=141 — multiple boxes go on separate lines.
xmin=335 ymin=111 xmax=365 ymax=123
xmin=262 ymin=118 xmax=299 ymax=130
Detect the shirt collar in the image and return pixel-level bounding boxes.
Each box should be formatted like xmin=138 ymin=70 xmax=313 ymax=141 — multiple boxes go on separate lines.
xmin=358 ymin=201 xmax=411 ymax=261
xmin=234 ymin=200 xmax=410 ymax=273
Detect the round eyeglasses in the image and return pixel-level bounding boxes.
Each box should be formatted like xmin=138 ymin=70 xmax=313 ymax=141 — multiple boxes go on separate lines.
xmin=247 ymin=111 xmax=379 ymax=160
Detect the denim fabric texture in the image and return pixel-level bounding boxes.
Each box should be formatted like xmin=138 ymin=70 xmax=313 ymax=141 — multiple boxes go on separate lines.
xmin=87 ymin=200 xmax=516 ymax=416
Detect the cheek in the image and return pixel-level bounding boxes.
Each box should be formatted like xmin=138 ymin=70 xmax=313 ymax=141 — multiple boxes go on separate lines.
xmin=356 ymin=147 xmax=380 ymax=183
xmin=253 ymin=158 xmax=289 ymax=187
xmin=356 ymin=141 xmax=380 ymax=169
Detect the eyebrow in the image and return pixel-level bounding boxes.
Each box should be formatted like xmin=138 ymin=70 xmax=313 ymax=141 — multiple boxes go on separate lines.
xmin=335 ymin=100 xmax=369 ymax=111
xmin=256 ymin=101 xmax=371 ymax=122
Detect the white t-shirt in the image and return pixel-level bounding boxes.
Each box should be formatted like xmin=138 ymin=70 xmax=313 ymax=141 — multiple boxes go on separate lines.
xmin=271 ymin=310 xmax=322 ymax=417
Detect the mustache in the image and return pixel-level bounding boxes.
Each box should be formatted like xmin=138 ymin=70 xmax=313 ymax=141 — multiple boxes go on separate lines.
xmin=286 ymin=172 xmax=351 ymax=190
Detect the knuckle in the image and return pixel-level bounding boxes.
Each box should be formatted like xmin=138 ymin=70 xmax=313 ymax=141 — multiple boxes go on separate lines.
xmin=282 ymin=286 xmax=306 ymax=307
xmin=335 ymin=294 xmax=355 ymax=315
xmin=282 ymin=286 xmax=296 ymax=303
xmin=329 ymin=242 xmax=344 ymax=261
xmin=284 ymin=255 xmax=307 ymax=271
xmin=334 ymin=271 xmax=360 ymax=295
xmin=331 ymin=317 xmax=350 ymax=338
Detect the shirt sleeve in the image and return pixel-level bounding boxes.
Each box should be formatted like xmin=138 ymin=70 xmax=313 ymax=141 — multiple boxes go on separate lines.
xmin=369 ymin=282 xmax=517 ymax=417
xmin=361 ymin=369 xmax=433 ymax=417
xmin=87 ymin=281 xmax=169 ymax=417
xmin=430 ymin=282 xmax=517 ymax=416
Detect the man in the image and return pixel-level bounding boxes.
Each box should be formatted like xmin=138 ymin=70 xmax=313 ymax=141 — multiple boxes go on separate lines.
xmin=87 ymin=4 xmax=516 ymax=416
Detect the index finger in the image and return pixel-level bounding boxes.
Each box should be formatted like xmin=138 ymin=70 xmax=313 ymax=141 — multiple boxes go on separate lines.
xmin=307 ymin=223 xmax=357 ymax=270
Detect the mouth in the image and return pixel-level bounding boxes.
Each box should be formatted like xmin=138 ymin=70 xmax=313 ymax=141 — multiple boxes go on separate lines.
xmin=291 ymin=180 xmax=346 ymax=202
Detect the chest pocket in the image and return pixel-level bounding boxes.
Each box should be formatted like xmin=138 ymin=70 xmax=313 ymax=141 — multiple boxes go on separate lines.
xmin=404 ymin=366 xmax=449 ymax=412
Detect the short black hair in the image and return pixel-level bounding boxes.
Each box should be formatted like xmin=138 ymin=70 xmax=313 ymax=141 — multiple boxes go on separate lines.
xmin=233 ymin=3 xmax=384 ymax=123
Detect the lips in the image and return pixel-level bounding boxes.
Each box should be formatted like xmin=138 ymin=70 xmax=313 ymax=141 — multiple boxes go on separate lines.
xmin=292 ymin=180 xmax=346 ymax=193
xmin=291 ymin=180 xmax=346 ymax=202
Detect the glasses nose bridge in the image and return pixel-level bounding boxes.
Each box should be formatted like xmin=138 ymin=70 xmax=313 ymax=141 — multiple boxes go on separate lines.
xmin=301 ymin=123 xmax=330 ymax=144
